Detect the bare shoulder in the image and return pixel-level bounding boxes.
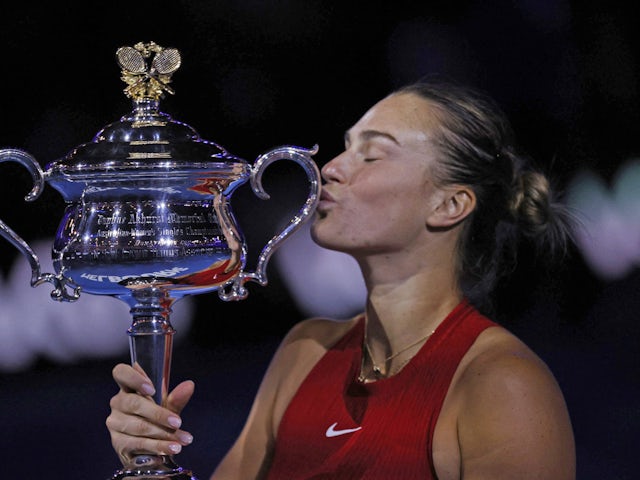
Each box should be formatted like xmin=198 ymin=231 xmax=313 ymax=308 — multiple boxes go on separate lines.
xmin=282 ymin=315 xmax=360 ymax=349
xmin=210 ymin=315 xmax=362 ymax=479
xmin=459 ymin=326 xmax=556 ymax=389
xmin=272 ymin=315 xmax=361 ymax=388
xmin=451 ymin=326 xmax=576 ymax=479
xmin=268 ymin=315 xmax=361 ymax=429
xmin=260 ymin=314 xmax=362 ymax=399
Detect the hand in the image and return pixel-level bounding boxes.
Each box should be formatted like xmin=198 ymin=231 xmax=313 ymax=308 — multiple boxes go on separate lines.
xmin=106 ymin=363 xmax=195 ymax=465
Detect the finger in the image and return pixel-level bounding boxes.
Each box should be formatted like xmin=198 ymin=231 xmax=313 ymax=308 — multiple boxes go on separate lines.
xmin=109 ymin=390 xmax=191 ymax=439
xmin=106 ymin=408 xmax=194 ymax=465
xmin=166 ymin=380 xmax=195 ymax=415
xmin=109 ymin=428 xmax=191 ymax=461
xmin=106 ymin=409 xmax=193 ymax=445
xmin=112 ymin=363 xmax=156 ymax=396
xmin=109 ymin=391 xmax=165 ymax=424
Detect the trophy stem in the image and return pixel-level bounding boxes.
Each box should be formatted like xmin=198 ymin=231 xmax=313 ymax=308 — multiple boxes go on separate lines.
xmin=111 ymin=286 xmax=197 ymax=480
xmin=127 ymin=287 xmax=174 ymax=407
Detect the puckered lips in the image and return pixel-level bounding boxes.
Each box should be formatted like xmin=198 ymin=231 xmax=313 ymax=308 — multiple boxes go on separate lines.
xmin=317 ymin=188 xmax=336 ymax=215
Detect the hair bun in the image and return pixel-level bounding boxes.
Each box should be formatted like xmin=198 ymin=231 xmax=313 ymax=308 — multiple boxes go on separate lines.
xmin=511 ymin=171 xmax=548 ymax=231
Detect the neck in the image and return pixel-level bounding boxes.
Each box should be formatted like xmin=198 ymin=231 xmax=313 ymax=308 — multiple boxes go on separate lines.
xmin=362 ymin=273 xmax=461 ymax=367
xmin=361 ymin=234 xmax=460 ymax=329
xmin=346 ymin=227 xmax=464 ymax=380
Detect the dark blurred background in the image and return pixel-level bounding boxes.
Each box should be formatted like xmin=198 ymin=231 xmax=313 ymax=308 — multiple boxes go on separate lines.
xmin=0 ymin=1 xmax=638 ymax=478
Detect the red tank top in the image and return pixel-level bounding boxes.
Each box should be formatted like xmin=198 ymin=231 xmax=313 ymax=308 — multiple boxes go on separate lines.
xmin=265 ymin=300 xmax=496 ymax=479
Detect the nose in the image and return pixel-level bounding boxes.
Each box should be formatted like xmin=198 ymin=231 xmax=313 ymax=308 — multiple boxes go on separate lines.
xmin=321 ymin=151 xmax=346 ymax=183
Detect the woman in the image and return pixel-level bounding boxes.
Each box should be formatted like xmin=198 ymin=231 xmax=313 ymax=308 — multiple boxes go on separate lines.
xmin=107 ymin=80 xmax=576 ymax=479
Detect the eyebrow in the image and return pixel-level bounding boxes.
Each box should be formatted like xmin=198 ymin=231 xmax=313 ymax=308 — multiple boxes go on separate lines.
xmin=344 ymin=129 xmax=401 ymax=146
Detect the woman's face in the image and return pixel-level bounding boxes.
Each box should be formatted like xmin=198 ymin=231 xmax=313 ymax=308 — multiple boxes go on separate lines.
xmin=311 ymin=92 xmax=446 ymax=256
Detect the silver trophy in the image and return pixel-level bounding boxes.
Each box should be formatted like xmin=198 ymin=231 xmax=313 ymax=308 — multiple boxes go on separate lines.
xmin=0 ymin=41 xmax=320 ymax=479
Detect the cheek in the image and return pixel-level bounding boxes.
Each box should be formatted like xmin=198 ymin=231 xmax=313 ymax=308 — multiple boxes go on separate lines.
xmin=351 ymin=173 xmax=428 ymax=223
xmin=311 ymin=174 xmax=430 ymax=249
xmin=375 ymin=184 xmax=427 ymax=219
xmin=379 ymin=187 xmax=433 ymax=242
xmin=310 ymin=200 xmax=375 ymax=250
xmin=354 ymin=192 xmax=424 ymax=242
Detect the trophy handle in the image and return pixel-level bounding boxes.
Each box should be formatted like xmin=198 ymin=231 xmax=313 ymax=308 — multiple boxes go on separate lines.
xmin=219 ymin=145 xmax=321 ymax=301
xmin=0 ymin=148 xmax=81 ymax=302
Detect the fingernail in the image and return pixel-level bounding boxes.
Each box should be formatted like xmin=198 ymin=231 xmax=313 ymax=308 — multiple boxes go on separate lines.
xmin=141 ymin=383 xmax=155 ymax=396
xmin=168 ymin=415 xmax=182 ymax=429
xmin=169 ymin=443 xmax=182 ymax=454
xmin=178 ymin=432 xmax=193 ymax=445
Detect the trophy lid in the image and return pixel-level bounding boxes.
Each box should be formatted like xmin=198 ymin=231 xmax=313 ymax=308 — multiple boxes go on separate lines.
xmin=46 ymin=42 xmax=248 ymax=177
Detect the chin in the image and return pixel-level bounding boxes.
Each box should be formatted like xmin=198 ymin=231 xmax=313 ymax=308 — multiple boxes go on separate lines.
xmin=309 ymin=221 xmax=335 ymax=249
xmin=309 ymin=220 xmax=325 ymax=245
xmin=310 ymin=217 xmax=358 ymax=252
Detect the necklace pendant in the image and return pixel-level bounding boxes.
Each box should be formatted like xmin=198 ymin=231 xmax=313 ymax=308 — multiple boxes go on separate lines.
xmin=372 ymin=365 xmax=382 ymax=377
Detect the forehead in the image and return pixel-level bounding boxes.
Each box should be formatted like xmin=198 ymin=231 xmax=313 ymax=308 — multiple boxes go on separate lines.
xmin=349 ymin=93 xmax=439 ymax=139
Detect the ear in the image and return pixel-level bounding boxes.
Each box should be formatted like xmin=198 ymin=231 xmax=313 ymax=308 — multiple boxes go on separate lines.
xmin=426 ymin=185 xmax=476 ymax=229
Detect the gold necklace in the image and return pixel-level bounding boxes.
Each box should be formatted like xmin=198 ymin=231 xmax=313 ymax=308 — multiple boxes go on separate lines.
xmin=357 ymin=328 xmax=436 ymax=382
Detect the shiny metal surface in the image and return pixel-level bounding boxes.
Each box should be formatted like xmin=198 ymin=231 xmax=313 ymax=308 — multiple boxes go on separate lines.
xmin=0 ymin=148 xmax=81 ymax=301
xmin=111 ymin=453 xmax=196 ymax=480
xmin=0 ymin=41 xmax=320 ymax=479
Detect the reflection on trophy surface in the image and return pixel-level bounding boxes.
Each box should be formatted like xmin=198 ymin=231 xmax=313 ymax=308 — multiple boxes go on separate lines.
xmin=0 ymin=41 xmax=320 ymax=479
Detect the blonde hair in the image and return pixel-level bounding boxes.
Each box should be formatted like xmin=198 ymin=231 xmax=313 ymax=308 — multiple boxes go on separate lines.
xmin=396 ymin=80 xmax=572 ymax=311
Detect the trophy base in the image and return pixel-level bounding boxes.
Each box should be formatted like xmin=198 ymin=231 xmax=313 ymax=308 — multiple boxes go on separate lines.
xmin=111 ymin=472 xmax=195 ymax=480
xmin=110 ymin=455 xmax=197 ymax=480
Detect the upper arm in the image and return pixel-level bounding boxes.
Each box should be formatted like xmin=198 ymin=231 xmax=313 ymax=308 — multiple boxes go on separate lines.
xmin=210 ymin=354 xmax=279 ymax=480
xmin=456 ymin=348 xmax=575 ymax=480
xmin=210 ymin=317 xmax=349 ymax=480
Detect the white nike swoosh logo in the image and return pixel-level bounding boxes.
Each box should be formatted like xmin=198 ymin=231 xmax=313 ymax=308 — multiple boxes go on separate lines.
xmin=325 ymin=422 xmax=362 ymax=438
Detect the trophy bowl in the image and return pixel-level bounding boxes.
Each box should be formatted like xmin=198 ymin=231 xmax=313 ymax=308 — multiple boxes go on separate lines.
xmin=0 ymin=41 xmax=320 ymax=479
